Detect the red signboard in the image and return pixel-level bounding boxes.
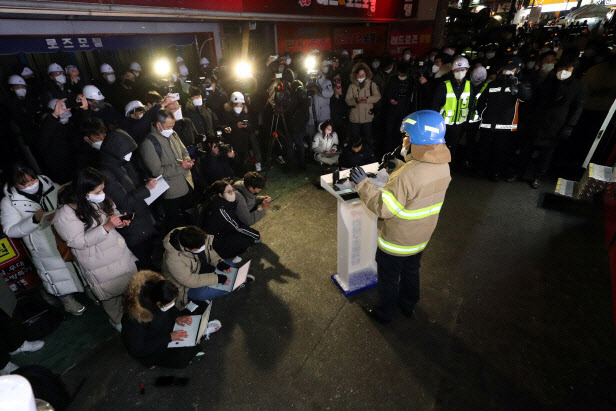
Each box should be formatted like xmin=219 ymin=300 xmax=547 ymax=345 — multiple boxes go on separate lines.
xmin=387 ymin=21 xmax=434 ymax=58
xmin=332 ymin=25 xmax=388 ymax=55
xmin=52 ymin=0 xmax=242 ymax=11
xmin=0 ymin=233 xmax=40 ymax=295
xmin=277 ymin=24 xmax=332 ymax=54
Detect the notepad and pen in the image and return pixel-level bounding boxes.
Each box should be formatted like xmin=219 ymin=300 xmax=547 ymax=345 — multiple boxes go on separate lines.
xmin=144 ymin=175 xmax=170 ymax=205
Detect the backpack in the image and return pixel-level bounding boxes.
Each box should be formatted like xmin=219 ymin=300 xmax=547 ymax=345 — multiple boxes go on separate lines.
xmin=145 ymin=134 xmax=163 ymax=158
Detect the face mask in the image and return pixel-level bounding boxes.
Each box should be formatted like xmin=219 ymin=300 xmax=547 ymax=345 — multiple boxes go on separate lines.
xmin=15 ymin=88 xmax=27 ymax=98
xmin=322 ymin=67 xmax=329 ymax=74
xmin=403 ymin=54 xmax=411 ymax=62
xmin=432 ymin=64 xmax=440 ymax=73
xmin=124 ymin=152 xmax=133 ymax=162
xmin=233 ymin=106 xmax=243 ymax=114
xmin=106 ymin=74 xmax=116 ymax=84
xmin=59 ymin=109 xmax=71 ymax=120
xmin=90 ymin=140 xmax=103 ymax=150
xmin=325 ymin=129 xmax=332 ymax=135
xmin=173 ymin=108 xmax=183 ymax=120
xmin=223 ymin=191 xmax=236 ymax=202
xmin=398 ymin=76 xmax=407 ymax=81
xmin=60 ymin=117 xmax=70 ymax=125
xmin=136 ymin=113 xmax=144 ymax=119
xmin=87 ymin=192 xmax=105 ymax=203
xmin=486 ymin=52 xmax=495 ymax=59
xmin=172 ymin=74 xmax=178 ymax=82
xmin=193 ymin=98 xmax=203 ymax=106
xmin=56 ymin=74 xmax=66 ymax=85
xmin=371 ymin=61 xmax=380 ymax=69
xmin=400 ymin=146 xmax=409 ymax=158
xmin=160 ymin=128 xmax=173 ymax=138
xmin=20 ymin=180 xmax=40 ymax=194
xmin=454 ymin=70 xmax=467 ymax=80
xmin=179 ymin=65 xmax=189 ymax=77
xmin=384 ymin=68 xmax=392 ymax=74
xmin=502 ymin=70 xmax=515 ymax=76
xmin=357 ymin=77 xmax=365 ymax=83
xmin=556 ymin=70 xmax=572 ymax=81
xmin=541 ymin=63 xmax=554 ymax=73
xmin=430 ymin=55 xmax=435 ymax=62
xmin=160 ymin=301 xmax=175 ymax=312
xmin=526 ymin=61 xmax=536 ymax=69
xmin=191 ymin=245 xmax=206 ymax=254
xmin=286 ymin=58 xmax=292 ymax=65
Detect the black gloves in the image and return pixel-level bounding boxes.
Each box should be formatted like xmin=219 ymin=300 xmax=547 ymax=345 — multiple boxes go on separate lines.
xmin=217 ymin=274 xmax=229 ymax=284
xmin=379 ymin=150 xmax=398 ymax=171
xmin=216 ymin=261 xmax=231 ymax=272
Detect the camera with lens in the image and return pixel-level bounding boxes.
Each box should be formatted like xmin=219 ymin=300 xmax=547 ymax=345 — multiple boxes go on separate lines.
xmin=271 ymin=80 xmax=293 ymax=113
xmin=305 ymin=72 xmax=319 ymax=97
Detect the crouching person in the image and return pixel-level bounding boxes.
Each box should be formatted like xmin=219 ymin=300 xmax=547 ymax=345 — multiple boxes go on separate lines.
xmin=121 ymin=270 xmax=221 ymax=369
xmin=162 ymin=226 xmax=233 ymax=306
xmin=233 ymin=172 xmax=271 ymax=226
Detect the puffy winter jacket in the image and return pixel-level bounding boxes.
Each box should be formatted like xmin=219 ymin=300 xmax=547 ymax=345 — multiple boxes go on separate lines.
xmin=345 ymin=62 xmax=381 ymax=124
xmin=338 ymin=144 xmax=377 ymax=169
xmin=161 ymin=228 xmax=220 ymax=309
xmin=308 ymin=75 xmax=334 ymax=125
xmin=311 ymin=128 xmax=340 ymax=160
xmin=53 ymin=202 xmax=137 ymax=301
xmin=233 ymin=181 xmax=266 ymax=226
xmin=1 ymin=176 xmax=84 ymax=297
xmin=356 ymin=144 xmax=452 ymax=256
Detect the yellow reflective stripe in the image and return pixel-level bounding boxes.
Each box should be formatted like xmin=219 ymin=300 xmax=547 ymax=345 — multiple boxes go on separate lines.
xmin=381 ymin=190 xmax=443 ymax=220
xmin=378 ymin=237 xmax=428 ymax=255
xmin=405 ymin=118 xmax=417 ymax=125
xmin=425 ymin=125 xmax=439 ymax=133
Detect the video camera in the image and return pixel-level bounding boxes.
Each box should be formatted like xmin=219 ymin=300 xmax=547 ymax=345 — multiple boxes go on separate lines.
xmin=305 ymin=71 xmax=319 ymax=97
xmin=271 ymin=80 xmax=293 ymax=113
xmin=410 ymin=60 xmax=429 ymax=81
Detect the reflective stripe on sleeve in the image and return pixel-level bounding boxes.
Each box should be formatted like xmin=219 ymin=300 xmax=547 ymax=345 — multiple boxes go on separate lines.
xmin=381 ymin=190 xmax=443 ymax=220
xmin=378 ymin=237 xmax=428 ymax=256
xmin=488 ymin=87 xmax=501 ymax=92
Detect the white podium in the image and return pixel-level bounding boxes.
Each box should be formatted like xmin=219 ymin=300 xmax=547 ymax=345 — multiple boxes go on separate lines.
xmin=320 ymin=162 xmax=387 ymax=296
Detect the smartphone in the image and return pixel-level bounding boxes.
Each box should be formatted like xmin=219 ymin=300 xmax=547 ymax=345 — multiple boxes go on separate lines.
xmin=120 ymin=213 xmax=134 ymax=221
xmin=169 ymin=93 xmax=180 ymax=101
xmin=275 ymin=73 xmax=283 ymax=79
xmin=242 ymin=119 xmax=249 ymax=125
xmin=216 ymin=130 xmax=222 ymax=137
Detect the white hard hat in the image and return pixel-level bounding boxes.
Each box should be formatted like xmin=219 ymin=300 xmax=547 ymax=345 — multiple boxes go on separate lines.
xmin=47 ymin=63 xmax=63 ymax=74
xmin=129 ymin=62 xmax=142 ymax=72
xmin=200 ymin=57 xmax=209 ymax=66
xmin=100 ymin=63 xmax=114 ymax=74
xmin=453 ymin=56 xmax=470 ymax=70
xmin=8 ymin=75 xmax=26 ymax=86
xmin=21 ymin=67 xmax=33 ymax=77
xmin=124 ymin=100 xmax=145 ymax=117
xmin=230 ymin=91 xmax=245 ymax=104
xmin=471 ymin=66 xmax=487 ymax=83
xmin=83 ymin=85 xmax=104 ymax=100
xmin=443 ymin=48 xmax=455 ymax=56
xmin=176 ymin=56 xmax=184 ymax=63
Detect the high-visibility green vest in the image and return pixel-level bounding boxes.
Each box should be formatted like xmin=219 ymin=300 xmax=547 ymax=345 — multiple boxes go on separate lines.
xmin=469 ymin=82 xmax=488 ymax=123
xmin=440 ymin=80 xmax=471 ymax=125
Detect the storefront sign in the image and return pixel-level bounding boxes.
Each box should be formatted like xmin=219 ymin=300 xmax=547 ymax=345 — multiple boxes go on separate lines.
xmin=332 ymin=25 xmax=388 ymax=54
xmin=0 ymin=235 xmax=40 ymax=293
xmin=277 ymin=25 xmax=332 ymax=53
xmin=387 ymin=21 xmax=434 ymax=57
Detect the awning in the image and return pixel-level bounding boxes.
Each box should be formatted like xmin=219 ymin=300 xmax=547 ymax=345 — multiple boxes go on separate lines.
xmin=0 ymin=33 xmax=195 ymax=55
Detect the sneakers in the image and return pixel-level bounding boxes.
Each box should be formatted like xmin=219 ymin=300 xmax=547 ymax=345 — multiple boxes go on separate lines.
xmin=201 ymin=319 xmax=222 ymax=341
xmin=0 ymin=362 xmax=19 ymax=375
xmin=61 ymin=294 xmax=86 ymax=315
xmin=9 ymin=340 xmax=44 ymax=355
xmin=195 ymin=352 xmax=205 ymax=357
xmin=232 ymin=256 xmax=242 ymax=264
xmin=255 ymin=163 xmax=262 ymax=172
xmin=246 ymin=274 xmax=255 ymax=283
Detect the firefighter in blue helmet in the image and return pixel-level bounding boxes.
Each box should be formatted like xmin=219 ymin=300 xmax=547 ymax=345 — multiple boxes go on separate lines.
xmin=349 ymin=110 xmax=452 ymax=323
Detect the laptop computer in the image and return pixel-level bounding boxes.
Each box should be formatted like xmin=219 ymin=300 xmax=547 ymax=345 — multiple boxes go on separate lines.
xmin=167 ymin=302 xmax=212 ymax=348
xmin=208 ymin=260 xmax=251 ymax=293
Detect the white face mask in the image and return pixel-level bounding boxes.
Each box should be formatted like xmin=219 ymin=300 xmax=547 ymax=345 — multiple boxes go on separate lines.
xmin=233 ymin=106 xmax=243 ymax=114
xmin=357 ymin=77 xmax=365 ymax=83
xmin=556 ymin=70 xmax=572 ymax=81
xmin=432 ymin=64 xmax=440 ymax=73
xmin=15 ymin=88 xmax=27 ymax=98
xmin=400 ymin=147 xmax=409 ymax=158
xmin=56 ymin=74 xmax=67 ymax=85
xmin=502 ymin=70 xmax=515 ymax=76
xmin=124 ymin=152 xmax=133 ymax=161
xmin=160 ymin=128 xmax=174 ymax=138
xmin=486 ymin=52 xmax=496 ymax=59
xmin=454 ymin=70 xmax=467 ymax=80
xmin=526 ymin=61 xmax=536 ymax=69
xmin=60 ymin=117 xmax=70 ymax=125
xmin=371 ymin=61 xmax=380 ymax=69
xmin=91 ymin=140 xmax=103 ymax=150
xmin=398 ymin=76 xmax=407 ymax=81
xmin=20 ymin=180 xmax=40 ymax=194
xmin=403 ymin=54 xmax=411 ymax=62
xmin=322 ymin=67 xmax=329 ymax=74
xmin=286 ymin=58 xmax=292 ymax=65
xmin=173 ymin=108 xmax=183 ymax=120
xmin=541 ymin=63 xmax=554 ymax=73
xmin=106 ymin=74 xmax=116 ymax=84
xmin=179 ymin=65 xmax=189 ymax=77
xmin=160 ymin=301 xmax=175 ymax=312
xmin=87 ymin=192 xmax=105 ymax=203
xmin=193 ymin=98 xmax=203 ymax=106
xmin=136 ymin=113 xmax=144 ymax=119
xmin=223 ymin=191 xmax=236 ymax=202
xmin=191 ymin=245 xmax=206 ymax=254
xmin=384 ymin=68 xmax=392 ymax=74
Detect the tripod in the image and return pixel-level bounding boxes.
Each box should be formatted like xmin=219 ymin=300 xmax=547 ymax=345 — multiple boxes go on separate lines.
xmin=266 ymin=106 xmax=292 ymax=169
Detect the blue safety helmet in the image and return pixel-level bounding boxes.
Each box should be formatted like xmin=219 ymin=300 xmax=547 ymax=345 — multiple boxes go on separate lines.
xmin=400 ymin=110 xmax=446 ymax=145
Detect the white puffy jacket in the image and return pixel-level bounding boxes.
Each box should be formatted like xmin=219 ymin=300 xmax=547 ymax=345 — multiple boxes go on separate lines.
xmin=311 ymin=128 xmax=339 ymax=160
xmin=308 ymin=75 xmax=334 ymax=125
xmin=0 ymin=176 xmax=84 ymax=296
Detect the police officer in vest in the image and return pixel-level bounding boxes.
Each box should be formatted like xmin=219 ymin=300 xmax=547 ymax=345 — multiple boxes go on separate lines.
xmin=349 ymin=111 xmax=452 ymax=324
xmin=432 ymin=56 xmax=473 ymax=165
xmin=476 ymin=56 xmax=531 ymax=181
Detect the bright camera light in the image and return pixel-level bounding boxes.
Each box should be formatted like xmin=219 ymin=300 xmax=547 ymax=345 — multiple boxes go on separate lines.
xmin=235 ymin=62 xmax=252 ymax=78
xmin=154 ymin=59 xmax=171 ymax=76
xmin=305 ymin=56 xmax=317 ymax=71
